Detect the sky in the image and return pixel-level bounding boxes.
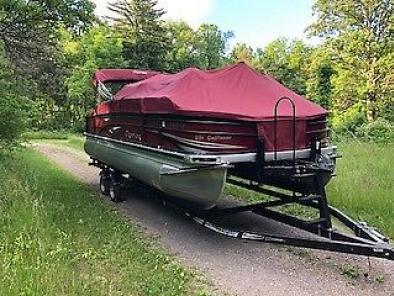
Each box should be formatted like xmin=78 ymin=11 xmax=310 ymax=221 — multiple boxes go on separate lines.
xmin=92 ymin=0 xmax=317 ymax=49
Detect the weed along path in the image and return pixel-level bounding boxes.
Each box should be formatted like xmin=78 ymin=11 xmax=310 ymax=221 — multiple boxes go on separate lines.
xmin=33 ymin=142 xmax=394 ymax=296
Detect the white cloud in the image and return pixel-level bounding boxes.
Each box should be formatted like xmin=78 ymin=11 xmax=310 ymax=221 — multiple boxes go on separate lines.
xmin=92 ymin=0 xmax=214 ymax=28
xmin=158 ymin=0 xmax=213 ymax=28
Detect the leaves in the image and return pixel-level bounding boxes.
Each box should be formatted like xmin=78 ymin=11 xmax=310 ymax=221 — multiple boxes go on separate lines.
xmin=0 ymin=0 xmax=95 ymax=76
xmin=308 ymin=0 xmax=394 ymax=121
xmin=63 ymin=25 xmax=126 ymax=124
xmin=165 ymin=21 xmax=233 ymax=71
xmin=254 ymin=38 xmax=312 ymax=96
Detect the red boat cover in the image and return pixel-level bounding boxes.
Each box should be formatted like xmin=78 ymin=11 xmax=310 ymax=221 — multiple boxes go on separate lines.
xmin=98 ymin=63 xmax=327 ymax=121
xmin=92 ymin=69 xmax=159 ymax=86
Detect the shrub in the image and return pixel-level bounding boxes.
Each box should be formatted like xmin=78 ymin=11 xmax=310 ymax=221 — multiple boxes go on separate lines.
xmin=23 ymin=130 xmax=70 ymax=140
xmin=355 ymin=119 xmax=394 ymax=144
xmin=331 ymin=103 xmax=366 ymax=134
xmin=0 ymin=95 xmax=30 ymax=154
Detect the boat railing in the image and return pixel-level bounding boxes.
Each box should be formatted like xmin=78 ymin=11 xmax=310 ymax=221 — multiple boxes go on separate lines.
xmin=273 ymin=96 xmax=296 ymax=171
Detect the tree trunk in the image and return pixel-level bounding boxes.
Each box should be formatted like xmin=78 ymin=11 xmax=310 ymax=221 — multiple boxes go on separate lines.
xmin=366 ymin=93 xmax=376 ymax=122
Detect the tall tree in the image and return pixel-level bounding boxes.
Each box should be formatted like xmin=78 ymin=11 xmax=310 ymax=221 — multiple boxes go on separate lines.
xmin=108 ymin=0 xmax=169 ymax=70
xmin=0 ymin=0 xmax=96 ymax=132
xmin=165 ymin=21 xmax=199 ymax=72
xmin=195 ymin=24 xmax=233 ymax=69
xmin=308 ymin=0 xmax=394 ymax=121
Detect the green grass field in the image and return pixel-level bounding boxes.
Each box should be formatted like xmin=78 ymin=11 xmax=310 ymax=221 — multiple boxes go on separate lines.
xmin=327 ymin=142 xmax=393 ymax=239
xmin=24 ymin=131 xmax=85 ymax=151
xmin=0 ymin=149 xmax=211 ymax=296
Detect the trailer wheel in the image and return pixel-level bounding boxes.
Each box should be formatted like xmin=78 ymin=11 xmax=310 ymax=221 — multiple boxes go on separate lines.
xmin=99 ymin=174 xmax=110 ymax=196
xmin=109 ymin=182 xmax=123 ymax=202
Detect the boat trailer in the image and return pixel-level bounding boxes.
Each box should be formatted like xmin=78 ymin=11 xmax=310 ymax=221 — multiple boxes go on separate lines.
xmin=92 ymin=158 xmax=393 ymax=261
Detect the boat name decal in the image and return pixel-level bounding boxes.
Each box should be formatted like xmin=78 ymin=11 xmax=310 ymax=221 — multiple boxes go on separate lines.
xmin=195 ymin=135 xmax=232 ymax=142
xmin=125 ymin=130 xmax=142 ymax=142
xmin=162 ymin=132 xmax=245 ymax=149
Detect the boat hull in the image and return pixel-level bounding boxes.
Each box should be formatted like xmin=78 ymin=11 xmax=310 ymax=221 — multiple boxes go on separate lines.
xmin=84 ymin=135 xmax=227 ymax=209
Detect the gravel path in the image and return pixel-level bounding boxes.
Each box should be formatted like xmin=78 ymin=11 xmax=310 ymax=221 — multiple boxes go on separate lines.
xmin=33 ymin=143 xmax=394 ymax=296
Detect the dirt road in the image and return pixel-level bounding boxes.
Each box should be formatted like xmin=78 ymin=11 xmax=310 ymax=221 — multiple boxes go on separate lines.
xmin=33 ymin=143 xmax=394 ymax=296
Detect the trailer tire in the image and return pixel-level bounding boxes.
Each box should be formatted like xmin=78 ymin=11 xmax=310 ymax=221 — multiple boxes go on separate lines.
xmin=99 ymin=174 xmax=110 ymax=196
xmin=109 ymin=182 xmax=123 ymax=202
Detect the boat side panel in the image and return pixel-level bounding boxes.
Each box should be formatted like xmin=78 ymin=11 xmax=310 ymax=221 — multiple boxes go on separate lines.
xmin=87 ymin=113 xmax=329 ymax=154
xmin=88 ymin=114 xmax=258 ymax=154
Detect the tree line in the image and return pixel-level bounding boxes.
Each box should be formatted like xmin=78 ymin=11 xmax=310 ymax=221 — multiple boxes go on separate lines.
xmin=0 ymin=0 xmax=393 ymax=150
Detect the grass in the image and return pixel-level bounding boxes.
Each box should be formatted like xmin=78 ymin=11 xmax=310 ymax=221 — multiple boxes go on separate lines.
xmin=55 ymin=135 xmax=85 ymax=151
xmin=0 ymin=149 xmax=211 ymax=296
xmin=327 ymin=142 xmax=394 ymax=239
xmin=25 ymin=131 xmax=85 ymax=151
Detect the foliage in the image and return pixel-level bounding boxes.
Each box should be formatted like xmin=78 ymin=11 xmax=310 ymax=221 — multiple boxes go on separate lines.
xmin=308 ymin=0 xmax=394 ymax=121
xmin=305 ymin=48 xmax=335 ymax=108
xmin=254 ymin=38 xmax=311 ymax=95
xmin=230 ymin=42 xmax=254 ymax=65
xmin=165 ymin=21 xmax=200 ymax=72
xmin=165 ymin=21 xmax=234 ymax=71
xmin=0 ymin=0 xmax=95 ymax=78
xmin=355 ymin=118 xmax=394 ymax=143
xmin=195 ymin=24 xmax=234 ymax=69
xmin=0 ymin=0 xmax=96 ymax=134
xmin=0 ymin=46 xmax=31 ymax=152
xmin=63 ymin=25 xmax=126 ymax=125
xmin=331 ymin=102 xmax=366 ymax=134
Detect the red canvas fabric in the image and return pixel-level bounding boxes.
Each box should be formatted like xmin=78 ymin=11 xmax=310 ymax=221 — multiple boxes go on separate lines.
xmin=108 ymin=63 xmax=327 ymax=121
xmin=92 ymin=69 xmax=159 ymax=86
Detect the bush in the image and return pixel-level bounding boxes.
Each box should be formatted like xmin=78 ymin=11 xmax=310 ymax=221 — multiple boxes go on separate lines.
xmin=0 ymin=95 xmax=30 ymax=154
xmin=355 ymin=119 xmax=394 ymax=144
xmin=23 ymin=130 xmax=70 ymax=140
xmin=331 ymin=104 xmax=366 ymax=134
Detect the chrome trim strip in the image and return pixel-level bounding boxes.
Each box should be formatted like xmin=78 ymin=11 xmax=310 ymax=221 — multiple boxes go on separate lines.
xmin=160 ymin=164 xmax=233 ymax=175
xmin=84 ymin=133 xmax=336 ymax=165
